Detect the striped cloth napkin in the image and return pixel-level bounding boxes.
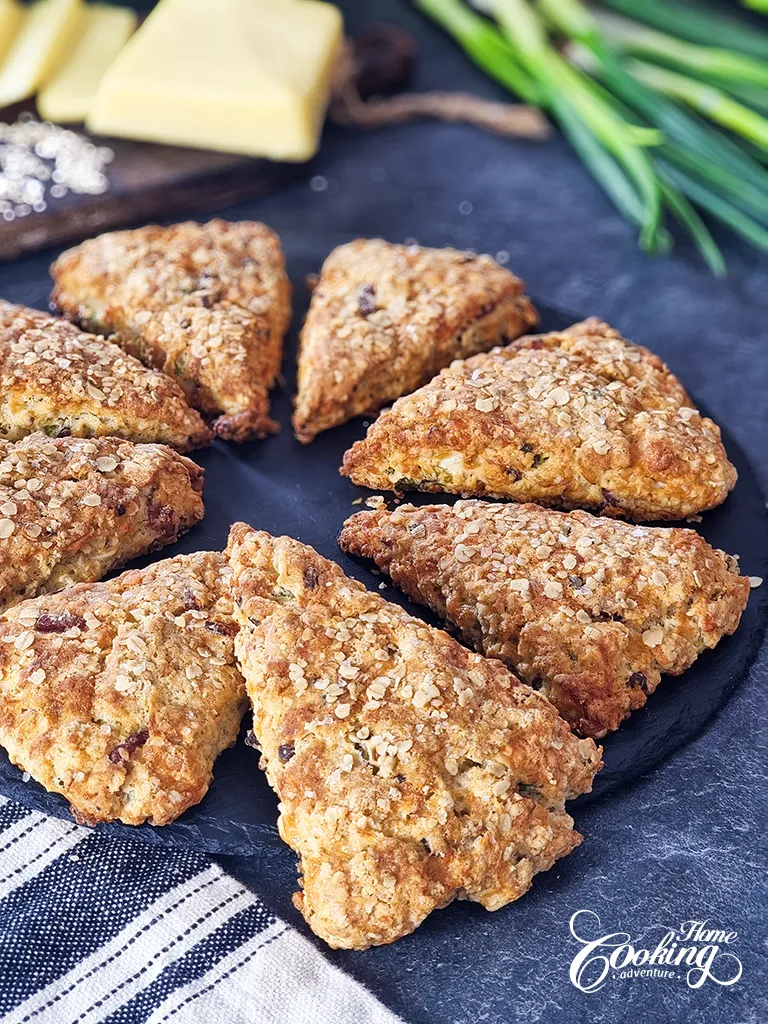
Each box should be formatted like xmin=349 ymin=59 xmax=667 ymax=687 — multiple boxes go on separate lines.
xmin=0 ymin=796 xmax=402 ymax=1024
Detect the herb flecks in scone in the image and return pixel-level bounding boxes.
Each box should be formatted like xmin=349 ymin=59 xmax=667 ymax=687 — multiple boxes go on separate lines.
xmin=340 ymin=501 xmax=750 ymax=738
xmin=51 ymin=219 xmax=291 ymax=442
xmin=341 ymin=318 xmax=737 ymax=521
xmin=227 ymin=523 xmax=601 ymax=949
xmin=0 ymin=300 xmax=211 ymax=450
xmin=0 ymin=434 xmax=205 ymax=613
xmin=293 ymin=239 xmax=537 ymax=442
xmin=0 ymin=551 xmax=245 ymax=826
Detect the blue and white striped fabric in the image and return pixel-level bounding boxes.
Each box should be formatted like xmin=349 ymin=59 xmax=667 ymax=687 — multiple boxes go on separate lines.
xmin=0 ymin=796 xmax=401 ymax=1024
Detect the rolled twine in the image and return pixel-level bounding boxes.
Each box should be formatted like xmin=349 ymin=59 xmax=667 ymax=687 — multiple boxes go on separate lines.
xmin=330 ymin=39 xmax=551 ymax=141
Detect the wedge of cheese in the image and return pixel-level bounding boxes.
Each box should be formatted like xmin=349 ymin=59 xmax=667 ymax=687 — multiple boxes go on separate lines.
xmin=0 ymin=0 xmax=84 ymax=108
xmin=38 ymin=4 xmax=137 ymax=123
xmin=87 ymin=0 xmax=343 ymax=161
xmin=0 ymin=0 xmax=25 ymax=69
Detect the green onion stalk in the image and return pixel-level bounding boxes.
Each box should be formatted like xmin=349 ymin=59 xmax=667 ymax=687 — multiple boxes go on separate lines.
xmin=627 ymin=59 xmax=768 ymax=149
xmin=599 ymin=0 xmax=768 ymax=61
xmin=416 ymin=0 xmax=768 ymax=270
xmin=493 ymin=0 xmax=668 ymax=253
xmin=591 ymin=13 xmax=768 ymax=89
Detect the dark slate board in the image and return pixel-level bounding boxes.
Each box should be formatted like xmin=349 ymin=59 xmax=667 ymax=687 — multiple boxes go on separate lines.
xmin=0 ymin=284 xmax=766 ymax=855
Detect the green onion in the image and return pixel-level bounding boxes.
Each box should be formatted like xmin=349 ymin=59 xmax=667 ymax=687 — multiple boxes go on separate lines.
xmin=550 ymin=92 xmax=648 ymax=229
xmin=658 ymin=162 xmax=768 ymax=249
xmin=629 ymin=60 xmax=768 ymax=149
xmin=490 ymin=0 xmax=666 ymax=250
xmin=660 ymin=140 xmax=768 ymax=223
xmin=599 ymin=0 xmax=768 ymax=61
xmin=415 ymin=0 xmax=543 ymax=105
xmin=657 ymin=181 xmax=725 ymax=275
xmin=417 ymin=0 xmax=768 ymax=270
xmin=693 ymin=76 xmax=768 ymax=114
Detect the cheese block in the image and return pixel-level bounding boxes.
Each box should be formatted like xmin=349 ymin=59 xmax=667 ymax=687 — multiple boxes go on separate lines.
xmin=0 ymin=0 xmax=84 ymax=108
xmin=0 ymin=0 xmax=24 ymax=69
xmin=38 ymin=4 xmax=137 ymax=123
xmin=87 ymin=0 xmax=343 ymax=161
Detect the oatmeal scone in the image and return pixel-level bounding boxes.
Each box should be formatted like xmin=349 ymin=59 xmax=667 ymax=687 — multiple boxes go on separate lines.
xmin=0 ymin=551 xmax=245 ymax=826
xmin=227 ymin=523 xmax=601 ymax=949
xmin=340 ymin=501 xmax=751 ymax=738
xmin=0 ymin=301 xmax=211 ymax=451
xmin=341 ymin=318 xmax=737 ymax=521
xmin=293 ymin=239 xmax=537 ymax=442
xmin=50 ymin=219 xmax=292 ymax=442
xmin=0 ymin=434 xmax=205 ymax=613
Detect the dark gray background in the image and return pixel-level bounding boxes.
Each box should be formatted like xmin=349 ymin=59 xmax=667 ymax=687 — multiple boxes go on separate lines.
xmin=1 ymin=2 xmax=766 ymax=1022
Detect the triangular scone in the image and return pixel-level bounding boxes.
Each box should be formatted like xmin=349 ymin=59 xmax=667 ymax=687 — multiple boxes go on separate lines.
xmin=340 ymin=502 xmax=751 ymax=739
xmin=293 ymin=240 xmax=537 ymax=442
xmin=227 ymin=523 xmax=601 ymax=949
xmin=341 ymin=318 xmax=737 ymax=521
xmin=0 ymin=434 xmax=205 ymax=613
xmin=0 ymin=301 xmax=211 ymax=451
xmin=50 ymin=219 xmax=292 ymax=442
xmin=0 ymin=552 xmax=245 ymax=826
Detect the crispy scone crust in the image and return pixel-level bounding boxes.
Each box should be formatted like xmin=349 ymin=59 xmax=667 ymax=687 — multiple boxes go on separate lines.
xmin=227 ymin=523 xmax=601 ymax=949
xmin=341 ymin=318 xmax=737 ymax=521
xmin=0 ymin=551 xmax=245 ymax=826
xmin=50 ymin=219 xmax=292 ymax=442
xmin=293 ymin=239 xmax=538 ymax=442
xmin=0 ymin=434 xmax=205 ymax=613
xmin=340 ymin=501 xmax=751 ymax=738
xmin=0 ymin=301 xmax=212 ymax=451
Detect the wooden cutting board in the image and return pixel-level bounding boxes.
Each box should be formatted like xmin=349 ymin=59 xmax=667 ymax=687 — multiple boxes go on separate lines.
xmin=0 ymin=101 xmax=306 ymax=260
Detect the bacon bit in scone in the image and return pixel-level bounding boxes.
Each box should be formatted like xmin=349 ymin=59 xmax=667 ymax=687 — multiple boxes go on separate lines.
xmin=357 ymin=283 xmax=377 ymax=317
xmin=627 ymin=672 xmax=648 ymax=691
xmin=204 ymin=619 xmax=237 ymax=636
xmin=304 ymin=566 xmax=320 ymax=589
xmin=35 ymin=612 xmax=86 ymax=633
xmin=108 ymin=729 xmax=149 ymax=764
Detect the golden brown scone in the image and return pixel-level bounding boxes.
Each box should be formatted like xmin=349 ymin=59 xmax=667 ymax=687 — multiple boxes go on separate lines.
xmin=293 ymin=239 xmax=537 ymax=442
xmin=227 ymin=523 xmax=601 ymax=949
xmin=0 ymin=300 xmax=212 ymax=451
xmin=340 ymin=501 xmax=751 ymax=738
xmin=341 ymin=318 xmax=737 ymax=521
xmin=0 ymin=433 xmax=205 ymax=614
xmin=0 ymin=551 xmax=245 ymax=826
xmin=50 ymin=219 xmax=292 ymax=442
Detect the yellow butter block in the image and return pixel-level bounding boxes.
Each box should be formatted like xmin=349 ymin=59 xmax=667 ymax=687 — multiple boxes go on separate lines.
xmin=0 ymin=0 xmax=84 ymax=108
xmin=87 ymin=0 xmax=343 ymax=161
xmin=38 ymin=5 xmax=137 ymax=123
xmin=0 ymin=0 xmax=25 ymax=69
